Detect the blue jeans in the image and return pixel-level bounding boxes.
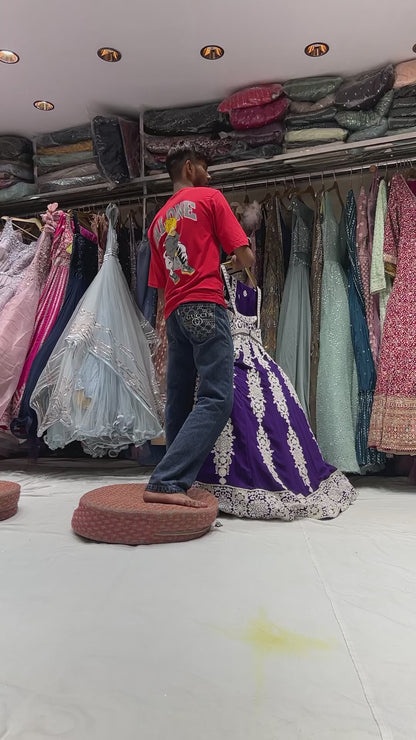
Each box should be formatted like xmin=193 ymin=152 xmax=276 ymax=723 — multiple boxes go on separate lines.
xmin=146 ymin=302 xmax=234 ymax=493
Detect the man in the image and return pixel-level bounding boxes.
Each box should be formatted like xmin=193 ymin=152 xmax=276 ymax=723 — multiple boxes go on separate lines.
xmin=144 ymin=143 xmax=254 ymax=508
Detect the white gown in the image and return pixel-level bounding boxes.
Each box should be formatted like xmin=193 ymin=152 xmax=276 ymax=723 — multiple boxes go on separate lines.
xmin=30 ymin=204 xmax=163 ymax=457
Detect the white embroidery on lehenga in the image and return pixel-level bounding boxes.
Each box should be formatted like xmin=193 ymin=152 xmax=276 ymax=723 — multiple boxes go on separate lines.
xmin=213 ymin=417 xmax=235 ymax=485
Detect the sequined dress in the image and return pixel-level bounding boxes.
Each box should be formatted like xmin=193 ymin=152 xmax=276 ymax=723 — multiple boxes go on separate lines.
xmin=196 ymin=268 xmax=357 ymax=520
xmin=0 ymin=221 xmax=37 ymax=313
xmin=30 ymin=205 xmax=163 ymax=458
xmin=276 ymin=198 xmax=314 ymax=418
xmin=369 ymin=174 xmax=416 ymax=453
xmin=316 ymin=193 xmax=359 ymax=472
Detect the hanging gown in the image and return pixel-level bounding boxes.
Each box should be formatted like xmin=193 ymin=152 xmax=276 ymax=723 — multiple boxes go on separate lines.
xmin=345 ymin=189 xmax=385 ymax=470
xmin=309 ymin=188 xmax=324 ymax=436
xmin=11 ymin=213 xmax=98 ymax=441
xmin=316 ymin=193 xmax=359 ymax=473
xmin=369 ymin=174 xmax=416 ymax=454
xmin=276 ymin=197 xmax=314 ymax=418
xmin=0 ymin=213 xmax=57 ymax=423
xmin=30 ymin=204 xmax=163 ymax=458
xmin=9 ymin=212 xmax=72 ymax=418
xmin=196 ymin=268 xmax=357 ymax=521
xmin=0 ymin=221 xmax=37 ymax=313
xmin=356 ymin=186 xmax=381 ymax=366
xmin=370 ymin=179 xmax=392 ymax=339
xmin=260 ymin=196 xmax=285 ymax=359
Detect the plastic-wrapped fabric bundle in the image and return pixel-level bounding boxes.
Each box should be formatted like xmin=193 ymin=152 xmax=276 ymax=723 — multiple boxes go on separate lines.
xmin=35 ymin=124 xmax=92 ymax=149
xmin=218 ymin=121 xmax=284 ymax=146
xmin=286 ymin=106 xmax=337 ymax=129
xmin=218 ymin=84 xmax=283 ymax=113
xmin=145 ymin=133 xmax=219 ymax=156
xmin=229 ymin=97 xmax=288 ymax=130
xmin=394 ymin=83 xmax=416 ymax=98
xmin=335 ymin=64 xmax=395 ymax=110
xmin=284 ymin=76 xmax=343 ymax=102
xmin=388 ymin=116 xmax=416 ymax=129
xmin=34 ymin=149 xmax=96 ymax=171
xmin=37 ymin=140 xmax=93 ymax=156
xmin=118 ymin=118 xmax=141 ymax=178
xmin=0 ymin=136 xmax=32 ymax=160
xmin=144 ymin=102 xmax=230 ymax=136
xmin=394 ymin=60 xmax=416 ymax=89
xmin=387 ymin=105 xmax=416 ymax=118
xmin=392 ymin=95 xmax=416 ymax=109
xmin=336 ymin=91 xmax=394 ymax=131
xmin=37 ymin=162 xmax=105 ymax=192
xmin=347 ymin=120 xmax=389 ymax=141
xmin=92 ymin=116 xmax=130 ymax=184
xmin=289 ymin=94 xmax=335 ymax=113
xmin=285 ymin=127 xmax=347 ymax=143
xmin=0 ymin=160 xmax=34 ymax=181
xmin=0 ymin=183 xmax=36 ymax=202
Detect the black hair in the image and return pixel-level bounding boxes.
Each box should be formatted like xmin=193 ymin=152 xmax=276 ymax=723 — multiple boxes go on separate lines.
xmin=165 ymin=141 xmax=208 ymax=181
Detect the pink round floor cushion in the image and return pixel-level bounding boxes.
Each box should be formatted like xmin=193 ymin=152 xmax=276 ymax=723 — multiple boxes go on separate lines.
xmin=71 ymin=483 xmax=218 ymax=545
xmin=0 ymin=480 xmax=21 ymax=521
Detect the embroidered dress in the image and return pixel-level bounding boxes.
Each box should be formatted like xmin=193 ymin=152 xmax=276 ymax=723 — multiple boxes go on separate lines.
xmin=369 ymin=175 xmax=416 ymax=453
xmin=0 ymin=220 xmax=37 ymax=313
xmin=196 ymin=268 xmax=357 ymax=520
xmin=30 ymin=205 xmax=163 ymax=458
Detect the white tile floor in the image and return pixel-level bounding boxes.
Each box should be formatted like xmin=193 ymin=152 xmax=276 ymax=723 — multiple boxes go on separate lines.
xmin=0 ymin=463 xmax=415 ymax=739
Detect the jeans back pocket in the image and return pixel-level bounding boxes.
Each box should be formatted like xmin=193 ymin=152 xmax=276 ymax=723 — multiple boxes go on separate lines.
xmin=177 ymin=303 xmax=216 ymax=343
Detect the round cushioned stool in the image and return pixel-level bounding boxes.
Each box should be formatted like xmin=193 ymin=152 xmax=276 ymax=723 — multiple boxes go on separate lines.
xmin=72 ymin=483 xmax=218 ymax=545
xmin=0 ymin=481 xmax=21 ymax=521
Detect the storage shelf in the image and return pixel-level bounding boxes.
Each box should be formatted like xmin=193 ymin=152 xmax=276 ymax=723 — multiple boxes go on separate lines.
xmin=2 ymin=130 xmax=416 ymax=216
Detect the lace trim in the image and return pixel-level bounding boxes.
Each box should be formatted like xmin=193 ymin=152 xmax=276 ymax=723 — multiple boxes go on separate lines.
xmin=212 ymin=417 xmax=235 ymax=485
xmin=195 ymin=470 xmax=358 ymax=521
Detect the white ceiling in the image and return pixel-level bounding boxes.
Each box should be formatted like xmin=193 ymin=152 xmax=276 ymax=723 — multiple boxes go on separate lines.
xmin=2 ymin=0 xmax=416 ymax=138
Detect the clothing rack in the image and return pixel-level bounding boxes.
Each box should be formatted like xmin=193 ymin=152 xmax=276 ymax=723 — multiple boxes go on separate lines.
xmin=2 ymin=130 xmax=416 ymax=217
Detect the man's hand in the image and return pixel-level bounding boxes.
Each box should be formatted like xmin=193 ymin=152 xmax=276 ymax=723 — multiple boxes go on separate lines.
xmin=232 ymin=244 xmax=255 ymax=270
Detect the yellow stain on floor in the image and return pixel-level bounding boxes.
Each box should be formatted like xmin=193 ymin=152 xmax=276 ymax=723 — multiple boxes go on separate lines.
xmin=212 ymin=609 xmax=333 ymax=702
xmin=240 ymin=610 xmax=332 ymax=657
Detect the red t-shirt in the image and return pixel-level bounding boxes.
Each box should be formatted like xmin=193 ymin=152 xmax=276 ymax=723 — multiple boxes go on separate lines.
xmin=148 ymin=187 xmax=248 ymax=319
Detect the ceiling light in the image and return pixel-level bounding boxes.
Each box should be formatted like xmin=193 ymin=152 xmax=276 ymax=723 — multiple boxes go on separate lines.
xmin=97 ymin=47 xmax=122 ymax=62
xmin=33 ymin=100 xmax=54 ymax=111
xmin=200 ymin=45 xmax=224 ymax=60
xmin=304 ymin=42 xmax=329 ymax=58
xmin=0 ymin=49 xmax=19 ymax=64
xmin=413 ymin=43 xmax=416 ymax=53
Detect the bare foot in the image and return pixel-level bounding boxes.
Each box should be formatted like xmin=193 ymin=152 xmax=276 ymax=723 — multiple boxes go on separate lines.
xmin=143 ymin=490 xmax=208 ymax=508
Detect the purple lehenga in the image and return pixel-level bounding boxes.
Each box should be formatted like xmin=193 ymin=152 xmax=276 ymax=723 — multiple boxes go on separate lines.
xmin=196 ymin=267 xmax=357 ymax=520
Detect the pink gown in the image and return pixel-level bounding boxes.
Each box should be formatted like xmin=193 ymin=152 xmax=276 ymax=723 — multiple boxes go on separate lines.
xmin=0 ymin=206 xmax=59 ymax=424
xmin=9 ymin=211 xmax=72 ymax=419
xmin=369 ymin=174 xmax=416 ymax=453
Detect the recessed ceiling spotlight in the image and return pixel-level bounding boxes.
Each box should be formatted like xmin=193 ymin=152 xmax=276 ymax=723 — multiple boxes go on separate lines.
xmin=97 ymin=47 xmax=122 ymax=62
xmin=412 ymin=43 xmax=416 ymax=53
xmin=0 ymin=49 xmax=20 ymax=64
xmin=200 ymin=45 xmax=224 ymax=61
xmin=304 ymin=42 xmax=329 ymax=58
xmin=33 ymin=100 xmax=54 ymax=111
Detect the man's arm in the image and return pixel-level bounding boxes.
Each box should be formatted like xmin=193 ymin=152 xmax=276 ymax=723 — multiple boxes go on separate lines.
xmin=231 ymin=244 xmax=255 ymax=270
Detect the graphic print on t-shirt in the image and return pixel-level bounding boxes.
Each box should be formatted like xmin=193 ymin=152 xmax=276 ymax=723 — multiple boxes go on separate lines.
xmin=163 ymin=217 xmax=195 ymax=284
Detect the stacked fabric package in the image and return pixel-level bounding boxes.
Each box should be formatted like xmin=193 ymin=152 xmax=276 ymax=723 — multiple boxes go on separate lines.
xmin=143 ymin=102 xmax=233 ymax=173
xmin=35 ymin=117 xmax=140 ymax=192
xmin=35 ymin=124 xmax=104 ymax=192
xmin=283 ymin=76 xmax=346 ymax=150
xmin=216 ymin=84 xmax=287 ymax=158
xmin=0 ymin=136 xmax=36 ymax=203
xmin=389 ymin=60 xmax=416 ymax=133
xmin=335 ymin=64 xmax=395 ymax=142
xmin=143 ymin=86 xmax=286 ymax=173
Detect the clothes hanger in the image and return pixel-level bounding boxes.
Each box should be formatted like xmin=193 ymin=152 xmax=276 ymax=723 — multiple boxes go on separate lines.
xmin=1 ymin=214 xmax=42 ymax=232
xmin=326 ymin=172 xmax=344 ymax=209
xmin=222 ymin=258 xmax=257 ymax=289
